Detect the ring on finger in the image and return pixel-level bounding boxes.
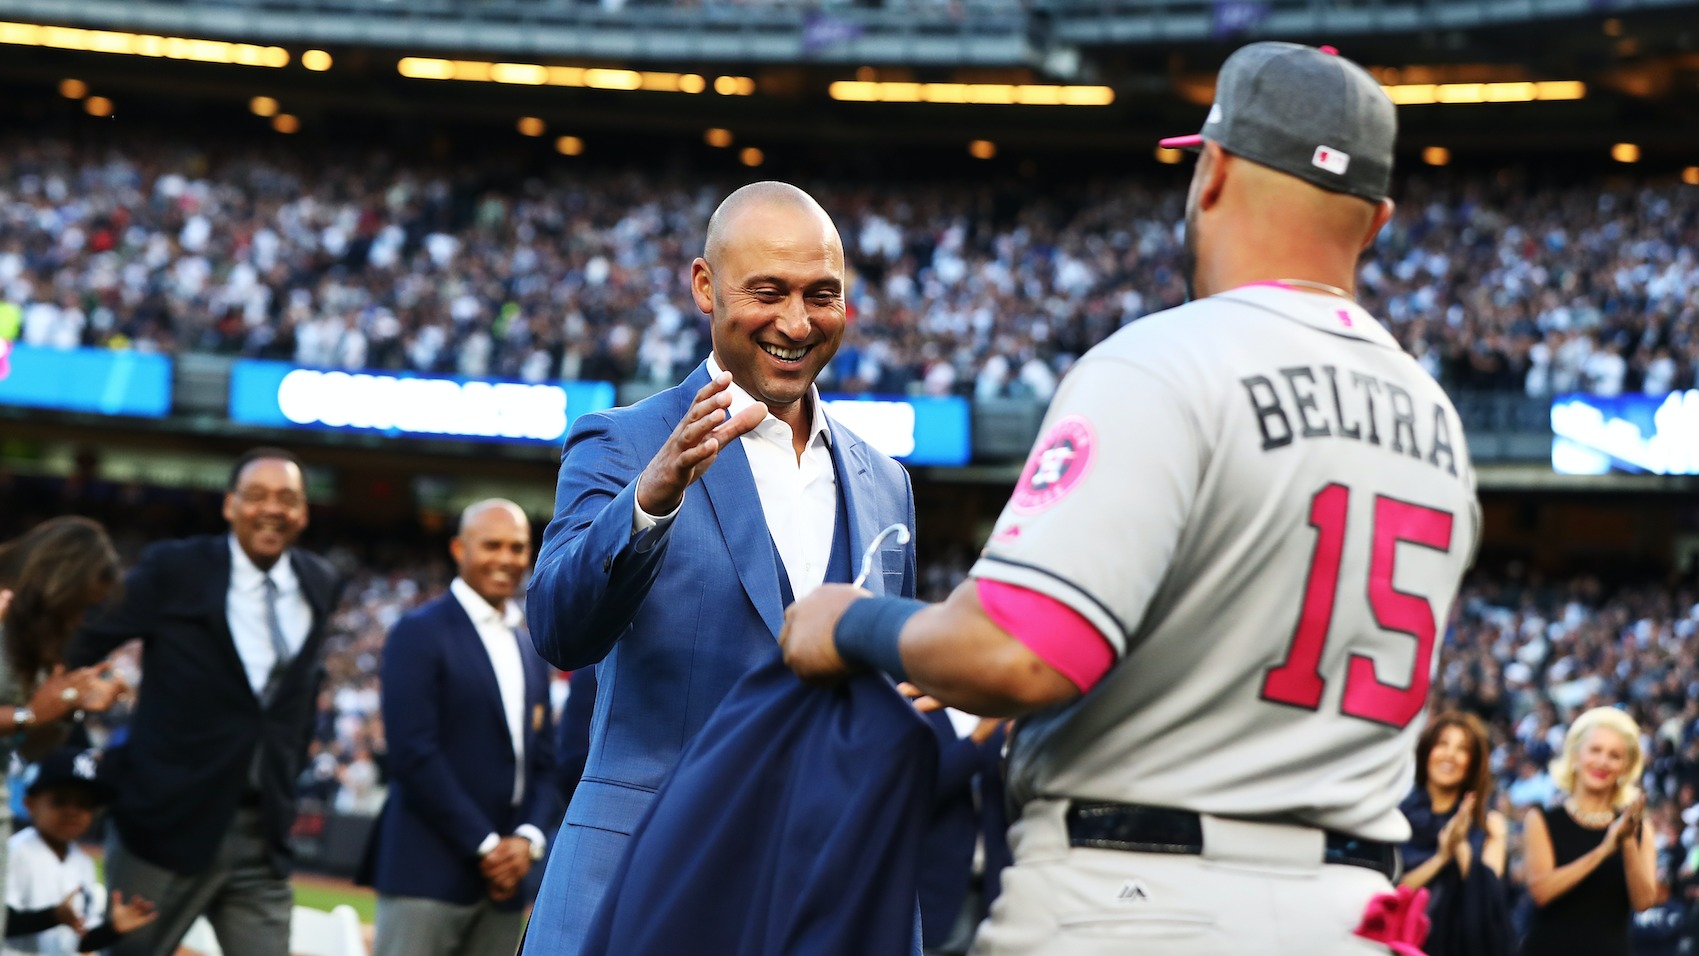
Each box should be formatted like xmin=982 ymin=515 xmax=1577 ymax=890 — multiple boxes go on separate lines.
xmin=61 ymin=687 xmax=80 ymax=702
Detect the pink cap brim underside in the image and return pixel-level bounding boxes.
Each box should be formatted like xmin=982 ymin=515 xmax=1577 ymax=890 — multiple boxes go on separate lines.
xmin=1158 ymin=134 xmax=1204 ymax=149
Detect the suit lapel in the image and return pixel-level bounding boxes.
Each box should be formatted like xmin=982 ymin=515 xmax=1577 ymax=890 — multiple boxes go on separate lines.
xmin=828 ymin=421 xmax=889 ymax=597
xmin=517 ymin=625 xmax=549 ymax=758
xmin=674 ymin=360 xmax=788 ymax=636
xmin=699 ymin=434 xmax=786 ymax=636
xmin=447 ymin=594 xmax=511 ymax=734
xmin=199 ymin=537 xmax=254 ymax=695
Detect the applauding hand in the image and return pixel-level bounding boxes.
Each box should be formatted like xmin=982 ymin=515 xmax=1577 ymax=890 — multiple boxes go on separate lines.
xmin=636 ymin=372 xmax=767 ymax=517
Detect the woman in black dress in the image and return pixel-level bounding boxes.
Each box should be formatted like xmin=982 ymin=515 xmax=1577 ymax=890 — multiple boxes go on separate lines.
xmin=1519 ymin=706 xmax=1660 ymax=956
xmin=1400 ymin=711 xmax=1512 ymax=955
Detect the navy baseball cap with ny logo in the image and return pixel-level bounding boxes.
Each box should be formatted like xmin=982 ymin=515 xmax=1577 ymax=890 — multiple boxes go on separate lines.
xmin=1160 ymin=41 xmax=1397 ymax=203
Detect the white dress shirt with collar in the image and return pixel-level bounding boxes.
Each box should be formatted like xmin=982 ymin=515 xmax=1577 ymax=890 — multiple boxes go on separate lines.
xmin=634 ymin=354 xmax=839 ymax=602
xmin=448 ymin=577 xmax=547 ymax=857
xmin=226 ymin=534 xmax=313 ymax=696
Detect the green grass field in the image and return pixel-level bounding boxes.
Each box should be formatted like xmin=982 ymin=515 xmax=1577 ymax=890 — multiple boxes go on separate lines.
xmin=291 ymin=878 xmax=377 ymax=925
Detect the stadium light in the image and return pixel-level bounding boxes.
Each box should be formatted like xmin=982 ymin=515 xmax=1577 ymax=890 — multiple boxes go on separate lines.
xmin=704 ymin=128 xmax=734 ymax=148
xmin=1154 ymin=147 xmax=1184 ymax=164
xmin=1611 ymin=142 xmax=1639 ymax=163
xmin=84 ymin=95 xmax=112 ymax=117
xmin=740 ymin=147 xmax=764 ymax=167
xmin=1684 ymin=167 xmax=1699 ymax=186
xmin=301 ymin=49 xmax=332 ymax=71
xmin=397 ymin=56 xmax=711 ymax=96
xmin=714 ymin=76 xmax=756 ymax=96
xmin=828 ymin=80 xmax=1114 ymax=106
xmin=58 ymin=78 xmax=86 ymax=99
xmin=1423 ymin=146 xmax=1450 ymax=166
xmin=272 ymin=113 xmax=299 ymax=134
xmin=517 ymin=116 xmax=545 ymax=137
xmin=968 ymin=140 xmax=996 ymax=159
xmin=249 ymin=96 xmax=278 ymax=117
xmin=556 ymin=136 xmax=584 ymax=156
xmin=0 ymin=20 xmax=289 ymax=67
xmin=1381 ymin=80 xmax=1584 ymax=105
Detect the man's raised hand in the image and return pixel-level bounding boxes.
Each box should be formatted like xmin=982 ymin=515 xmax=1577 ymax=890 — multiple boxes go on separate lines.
xmin=636 ymin=371 xmax=767 ymax=516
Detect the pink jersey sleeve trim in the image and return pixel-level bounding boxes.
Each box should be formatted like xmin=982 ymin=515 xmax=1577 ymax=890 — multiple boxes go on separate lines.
xmin=976 ymin=578 xmax=1115 ymax=693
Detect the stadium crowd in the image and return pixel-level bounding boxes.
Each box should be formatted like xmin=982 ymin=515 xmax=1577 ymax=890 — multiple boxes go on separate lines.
xmin=3 ymin=135 xmax=1698 ymax=402
xmin=1434 ymin=566 xmax=1699 ymax=951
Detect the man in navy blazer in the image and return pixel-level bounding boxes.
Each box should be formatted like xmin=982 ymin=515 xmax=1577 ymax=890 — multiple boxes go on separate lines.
xmin=521 ymin=181 xmax=917 ymax=956
xmin=368 ymin=499 xmax=557 ymax=956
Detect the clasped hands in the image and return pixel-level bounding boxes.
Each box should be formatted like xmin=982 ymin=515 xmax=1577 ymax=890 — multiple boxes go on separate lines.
xmin=480 ymin=836 xmax=534 ymax=902
xmin=52 ymin=889 xmax=157 ymax=937
xmin=31 ymin=664 xmax=130 ymax=724
xmin=1603 ymin=794 xmax=1646 ymax=850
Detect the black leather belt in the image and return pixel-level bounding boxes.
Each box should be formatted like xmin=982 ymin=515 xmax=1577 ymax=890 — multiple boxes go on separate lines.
xmin=1065 ymin=802 xmax=1400 ymax=883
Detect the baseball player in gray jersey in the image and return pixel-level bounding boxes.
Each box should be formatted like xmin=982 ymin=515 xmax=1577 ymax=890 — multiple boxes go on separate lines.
xmin=780 ymin=41 xmax=1479 ymax=955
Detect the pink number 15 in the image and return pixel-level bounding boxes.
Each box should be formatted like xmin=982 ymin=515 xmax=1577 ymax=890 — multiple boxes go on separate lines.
xmin=1260 ymin=483 xmax=1456 ymax=729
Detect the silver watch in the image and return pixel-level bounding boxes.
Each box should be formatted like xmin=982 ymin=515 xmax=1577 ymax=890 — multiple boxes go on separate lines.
xmin=13 ymin=706 xmax=35 ymax=729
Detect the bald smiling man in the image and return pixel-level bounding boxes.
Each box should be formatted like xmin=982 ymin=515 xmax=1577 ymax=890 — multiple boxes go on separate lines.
xmin=520 ymin=182 xmax=919 ymax=956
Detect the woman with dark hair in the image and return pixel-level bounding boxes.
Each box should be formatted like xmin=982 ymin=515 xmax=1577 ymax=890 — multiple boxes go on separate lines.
xmin=1400 ymin=711 xmax=1514 ymax=956
xmin=0 ymin=516 xmax=131 ymax=937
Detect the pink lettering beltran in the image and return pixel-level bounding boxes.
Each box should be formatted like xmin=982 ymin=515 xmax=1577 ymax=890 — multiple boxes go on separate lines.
xmin=1010 ymin=414 xmax=1096 ymax=513
xmin=0 ymin=338 xmax=10 ymax=381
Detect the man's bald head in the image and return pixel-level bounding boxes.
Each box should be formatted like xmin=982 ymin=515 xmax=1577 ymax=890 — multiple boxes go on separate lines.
xmin=457 ymin=498 xmax=527 ymax=539
xmin=703 ymin=182 xmax=834 ymax=270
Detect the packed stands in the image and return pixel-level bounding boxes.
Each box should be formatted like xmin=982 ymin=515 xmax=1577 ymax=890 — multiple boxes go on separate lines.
xmin=5 ymin=134 xmax=1697 ymax=400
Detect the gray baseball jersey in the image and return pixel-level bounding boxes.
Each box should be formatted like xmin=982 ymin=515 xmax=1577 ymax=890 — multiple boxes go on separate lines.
xmin=971 ymin=283 xmax=1480 ymax=843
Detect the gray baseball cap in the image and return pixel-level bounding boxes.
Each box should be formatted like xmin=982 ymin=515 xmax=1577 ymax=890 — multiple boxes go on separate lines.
xmin=1160 ymin=41 xmax=1396 ymax=203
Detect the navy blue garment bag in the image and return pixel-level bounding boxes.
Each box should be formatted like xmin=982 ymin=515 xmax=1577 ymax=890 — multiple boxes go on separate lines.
xmin=576 ymin=647 xmax=938 ymax=956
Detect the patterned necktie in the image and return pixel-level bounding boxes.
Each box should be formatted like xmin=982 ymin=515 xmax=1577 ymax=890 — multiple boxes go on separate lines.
xmin=260 ymin=576 xmax=292 ymax=703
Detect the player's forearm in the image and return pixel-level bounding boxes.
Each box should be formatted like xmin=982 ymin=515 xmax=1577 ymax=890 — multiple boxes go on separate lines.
xmin=898 ymin=585 xmax=1078 ymax=718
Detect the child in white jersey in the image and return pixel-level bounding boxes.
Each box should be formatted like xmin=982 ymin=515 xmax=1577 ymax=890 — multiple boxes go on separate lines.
xmin=5 ymin=748 xmax=155 ymax=956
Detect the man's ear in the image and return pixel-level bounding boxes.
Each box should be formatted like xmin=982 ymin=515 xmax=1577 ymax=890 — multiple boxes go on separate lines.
xmin=690 ymin=258 xmax=715 ymax=316
xmin=1363 ymin=198 xmax=1396 ymax=251
xmin=1197 ymin=141 xmax=1230 ymax=212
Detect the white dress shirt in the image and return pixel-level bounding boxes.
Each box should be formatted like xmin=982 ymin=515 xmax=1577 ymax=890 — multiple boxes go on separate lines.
xmin=635 ymin=354 xmax=839 ymax=602
xmin=449 ymin=577 xmax=529 ymax=807
xmin=226 ymin=535 xmax=312 ymax=696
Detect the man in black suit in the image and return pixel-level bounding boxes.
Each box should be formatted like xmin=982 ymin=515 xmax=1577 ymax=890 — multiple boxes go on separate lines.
xmin=69 ymin=447 xmax=343 ymax=956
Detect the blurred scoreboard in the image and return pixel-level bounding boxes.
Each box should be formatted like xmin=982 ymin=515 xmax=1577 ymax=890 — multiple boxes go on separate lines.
xmin=228 ymin=359 xmax=972 ymax=466
xmin=1551 ymin=391 xmax=1699 ymax=475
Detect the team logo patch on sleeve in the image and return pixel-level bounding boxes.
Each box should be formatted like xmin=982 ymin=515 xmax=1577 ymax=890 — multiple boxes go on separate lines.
xmin=1011 ymin=414 xmax=1096 ymax=513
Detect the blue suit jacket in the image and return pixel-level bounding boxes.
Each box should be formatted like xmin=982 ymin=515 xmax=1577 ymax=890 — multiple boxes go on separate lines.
xmin=522 ymin=360 xmax=917 ymax=956
xmin=578 ymin=649 xmax=937 ymax=956
xmin=367 ymin=592 xmax=558 ymax=909
xmin=554 ymin=666 xmax=596 ymax=810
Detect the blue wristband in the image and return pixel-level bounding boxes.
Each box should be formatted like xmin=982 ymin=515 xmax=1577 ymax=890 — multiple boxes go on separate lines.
xmin=834 ymin=596 xmax=925 ymax=681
